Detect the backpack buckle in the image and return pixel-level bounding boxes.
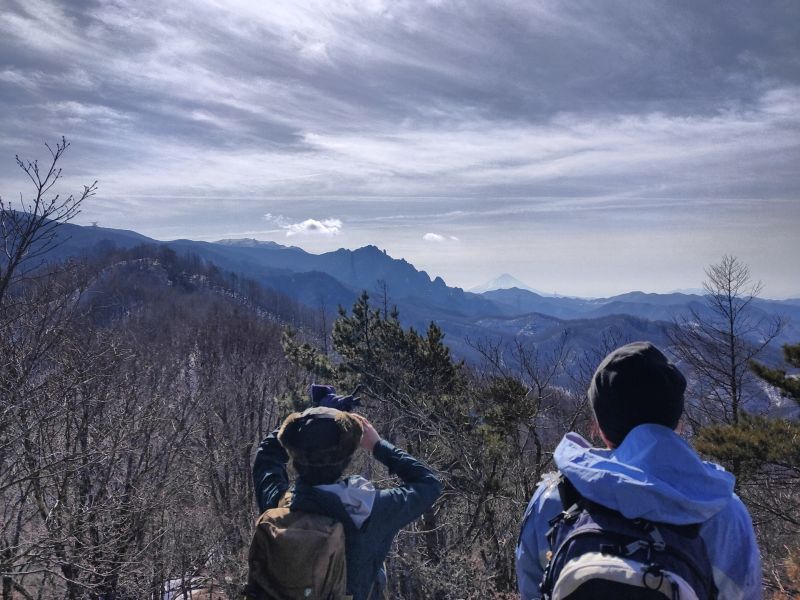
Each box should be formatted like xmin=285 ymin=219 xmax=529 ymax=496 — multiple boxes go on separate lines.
xmin=649 ymin=526 xmax=666 ymax=552
xmin=624 ymin=540 xmax=649 ymax=556
xmin=563 ymin=503 xmax=582 ymax=522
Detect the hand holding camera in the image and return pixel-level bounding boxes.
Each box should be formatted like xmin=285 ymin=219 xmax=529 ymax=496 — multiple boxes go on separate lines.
xmin=350 ymin=413 xmax=380 ymax=452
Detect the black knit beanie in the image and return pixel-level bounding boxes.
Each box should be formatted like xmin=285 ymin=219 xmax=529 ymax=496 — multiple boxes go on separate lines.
xmin=588 ymin=341 xmax=686 ymax=446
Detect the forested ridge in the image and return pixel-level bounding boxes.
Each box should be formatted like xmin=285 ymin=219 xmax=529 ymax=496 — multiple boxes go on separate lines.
xmin=1 ymin=143 xmax=798 ymax=598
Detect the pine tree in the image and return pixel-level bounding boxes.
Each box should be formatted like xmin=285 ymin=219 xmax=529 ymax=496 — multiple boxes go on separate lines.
xmin=750 ymin=342 xmax=800 ymax=404
xmin=282 ymin=292 xmax=547 ymax=595
xmin=695 ymin=343 xmax=800 ymax=596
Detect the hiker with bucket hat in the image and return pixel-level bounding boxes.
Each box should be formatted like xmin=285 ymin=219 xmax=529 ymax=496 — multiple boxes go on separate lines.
xmin=247 ymin=402 xmax=441 ymax=600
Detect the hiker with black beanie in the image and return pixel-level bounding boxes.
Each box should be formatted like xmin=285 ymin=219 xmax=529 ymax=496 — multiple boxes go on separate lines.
xmin=516 ymin=341 xmax=762 ymax=599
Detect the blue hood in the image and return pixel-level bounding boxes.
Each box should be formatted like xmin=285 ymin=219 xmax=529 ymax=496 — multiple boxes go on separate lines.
xmin=554 ymin=424 xmax=735 ymax=525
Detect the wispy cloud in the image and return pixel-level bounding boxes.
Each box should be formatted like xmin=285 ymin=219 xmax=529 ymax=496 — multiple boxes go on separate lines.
xmin=2 ymin=1 xmax=798 ymax=203
xmin=264 ymin=213 xmax=292 ymax=227
xmin=423 ymin=233 xmax=459 ymax=243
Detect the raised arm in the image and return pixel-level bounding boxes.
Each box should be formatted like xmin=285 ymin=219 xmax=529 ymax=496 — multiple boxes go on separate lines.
xmin=351 ymin=414 xmax=442 ymax=531
xmin=372 ymin=439 xmax=443 ymax=529
xmin=252 ymin=428 xmax=290 ymax=513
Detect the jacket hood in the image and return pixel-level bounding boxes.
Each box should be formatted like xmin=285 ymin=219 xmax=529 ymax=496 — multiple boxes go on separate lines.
xmin=316 ymin=476 xmax=376 ymax=528
xmin=554 ymin=424 xmax=735 ymax=525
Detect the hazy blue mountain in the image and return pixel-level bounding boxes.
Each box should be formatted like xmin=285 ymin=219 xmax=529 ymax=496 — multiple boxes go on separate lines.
xmin=35 ymin=221 xmax=799 ymax=362
xmin=481 ymin=288 xmax=591 ymax=318
xmin=469 ymin=273 xmax=557 ymax=296
xmin=669 ymin=287 xmax=706 ymax=295
xmin=474 ymin=311 xmax=673 ymax=352
xmin=27 ymin=219 xmax=152 ymax=259
xmin=483 ymin=288 xmax=710 ymax=319
xmin=42 ymin=225 xmax=503 ymax=319
xmin=165 ymin=239 xmax=360 ymax=312
xmin=582 ymin=296 xmax=709 ymax=322
xmin=600 ymin=291 xmax=706 ymax=305
xmin=201 ymin=240 xmax=501 ymax=317
xmin=33 ymin=223 xmax=356 ymax=315
xmin=216 ymin=238 xmax=300 ymax=250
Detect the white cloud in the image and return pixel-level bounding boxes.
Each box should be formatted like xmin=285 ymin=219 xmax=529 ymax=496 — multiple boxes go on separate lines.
xmin=284 ymin=218 xmax=342 ymax=237
xmin=423 ymin=232 xmax=459 ymax=242
xmin=264 ymin=213 xmax=292 ymax=227
xmin=264 ymin=213 xmax=342 ymax=236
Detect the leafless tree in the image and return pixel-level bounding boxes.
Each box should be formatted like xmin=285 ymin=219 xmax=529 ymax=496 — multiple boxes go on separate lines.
xmin=1 ymin=140 xmax=98 ymax=600
xmin=668 ymin=255 xmax=783 ymax=428
xmin=0 ymin=137 xmax=96 ymax=308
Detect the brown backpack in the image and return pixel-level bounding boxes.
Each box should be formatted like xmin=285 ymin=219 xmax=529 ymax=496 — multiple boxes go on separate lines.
xmin=245 ymin=502 xmax=350 ymax=600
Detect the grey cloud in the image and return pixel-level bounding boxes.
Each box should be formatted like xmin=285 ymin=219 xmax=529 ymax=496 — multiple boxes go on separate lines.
xmin=5 ymin=0 xmax=798 ymax=150
xmin=0 ymin=0 xmax=798 ymax=296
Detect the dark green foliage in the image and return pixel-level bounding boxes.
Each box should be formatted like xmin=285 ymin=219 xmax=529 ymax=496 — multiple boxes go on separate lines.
xmin=696 ymin=341 xmax=800 ymax=596
xmin=703 ymin=342 xmax=800 ymax=475
xmin=482 ymin=376 xmax=533 ymax=431
xmin=284 ymin=291 xmax=468 ymax=426
xmin=750 ymin=342 xmax=800 ymax=405
xmin=332 ymin=292 xmax=464 ymax=400
xmin=695 ymin=415 xmax=800 ymax=475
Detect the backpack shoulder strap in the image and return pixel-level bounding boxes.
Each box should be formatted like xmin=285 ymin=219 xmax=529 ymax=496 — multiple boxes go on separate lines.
xmin=545 ymin=473 xmax=585 ymax=549
xmin=556 ymin=473 xmax=582 ymax=512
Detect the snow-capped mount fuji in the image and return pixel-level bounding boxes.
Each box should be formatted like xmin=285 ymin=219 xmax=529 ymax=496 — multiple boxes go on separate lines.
xmin=469 ymin=273 xmax=557 ymax=297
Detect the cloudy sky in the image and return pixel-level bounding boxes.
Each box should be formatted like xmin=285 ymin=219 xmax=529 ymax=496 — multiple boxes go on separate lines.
xmin=1 ymin=0 xmax=799 ymax=297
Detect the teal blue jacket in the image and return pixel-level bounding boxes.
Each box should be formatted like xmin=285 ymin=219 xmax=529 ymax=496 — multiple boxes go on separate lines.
xmin=253 ymin=431 xmax=442 ymax=600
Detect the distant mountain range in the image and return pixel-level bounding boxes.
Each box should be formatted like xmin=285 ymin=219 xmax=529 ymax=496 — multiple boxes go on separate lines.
xmin=37 ymin=221 xmax=800 ymax=366
xmin=469 ymin=273 xmax=558 ymax=296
